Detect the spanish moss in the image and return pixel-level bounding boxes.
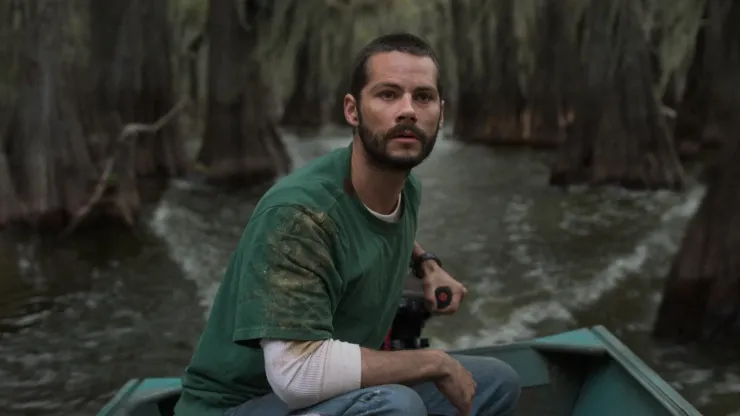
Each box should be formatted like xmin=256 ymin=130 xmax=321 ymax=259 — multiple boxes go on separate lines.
xmin=254 ymin=0 xmax=456 ymax=125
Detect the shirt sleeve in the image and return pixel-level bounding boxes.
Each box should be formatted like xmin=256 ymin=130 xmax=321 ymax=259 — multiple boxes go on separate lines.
xmin=259 ymin=339 xmax=362 ymax=410
xmin=232 ymin=204 xmax=342 ymax=346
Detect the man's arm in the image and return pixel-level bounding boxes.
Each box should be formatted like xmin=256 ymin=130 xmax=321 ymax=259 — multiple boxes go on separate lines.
xmin=233 ymin=205 xmax=340 ymax=345
xmin=358 ymin=241 xmax=446 ymax=388
xmin=262 ymin=339 xmax=448 ymax=410
xmin=359 ymin=345 xmax=446 ymax=386
xmin=412 ymin=240 xmax=426 ymax=260
xmin=261 ymin=339 xmax=445 ymax=409
xmin=412 ymin=241 xmax=441 ymax=276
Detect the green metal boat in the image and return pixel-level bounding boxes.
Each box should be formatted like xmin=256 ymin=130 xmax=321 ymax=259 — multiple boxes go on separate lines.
xmin=97 ymin=325 xmax=702 ymax=416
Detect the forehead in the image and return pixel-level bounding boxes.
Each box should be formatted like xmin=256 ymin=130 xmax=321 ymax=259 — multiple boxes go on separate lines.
xmin=365 ymin=51 xmax=438 ymax=90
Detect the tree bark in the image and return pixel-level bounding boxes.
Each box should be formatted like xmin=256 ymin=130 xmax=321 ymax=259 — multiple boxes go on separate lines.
xmin=89 ymin=0 xmax=188 ymax=178
xmin=0 ymin=3 xmax=24 ymax=224
xmin=0 ymin=129 xmax=26 ymax=225
xmin=674 ymin=0 xmax=740 ymax=158
xmin=653 ymin=129 xmax=740 ymax=344
xmin=550 ymin=2 xmax=686 ymax=190
xmin=0 ymin=1 xmax=185 ymax=231
xmin=521 ymin=0 xmax=577 ymax=146
xmin=280 ymin=41 xmax=324 ymax=133
xmin=2 ymin=1 xmax=100 ymax=229
xmin=451 ymin=0 xmax=527 ymax=146
xmin=197 ymin=0 xmax=291 ymax=184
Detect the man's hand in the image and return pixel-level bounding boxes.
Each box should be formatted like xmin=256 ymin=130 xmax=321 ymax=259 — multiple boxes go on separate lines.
xmin=419 ymin=261 xmax=467 ymax=314
xmin=435 ymin=353 xmax=477 ymax=415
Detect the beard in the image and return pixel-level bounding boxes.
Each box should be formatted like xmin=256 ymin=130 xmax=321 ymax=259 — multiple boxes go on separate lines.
xmin=357 ymin=113 xmax=440 ymax=172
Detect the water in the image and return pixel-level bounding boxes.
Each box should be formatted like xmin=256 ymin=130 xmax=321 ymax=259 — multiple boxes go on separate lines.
xmin=1 ymin=133 xmax=739 ymax=416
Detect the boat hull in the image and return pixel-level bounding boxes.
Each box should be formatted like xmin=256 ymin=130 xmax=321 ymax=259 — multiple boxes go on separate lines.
xmin=97 ymin=325 xmax=701 ymax=416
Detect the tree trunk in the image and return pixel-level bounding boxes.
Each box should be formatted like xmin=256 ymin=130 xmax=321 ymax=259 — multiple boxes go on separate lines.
xmin=653 ymin=129 xmax=740 ymax=345
xmin=197 ymin=0 xmax=291 ymax=184
xmin=0 ymin=129 xmax=26 ymax=225
xmin=0 ymin=3 xmax=24 ymax=224
xmin=280 ymin=42 xmax=324 ymax=134
xmin=1 ymin=1 xmax=101 ymax=229
xmin=521 ymin=0 xmax=577 ymax=146
xmin=550 ymin=2 xmax=686 ymax=190
xmin=451 ymin=0 xmax=527 ymax=145
xmin=89 ymin=0 xmax=187 ymax=178
xmin=674 ymin=0 xmax=740 ymax=158
xmin=0 ymin=1 xmax=185 ymax=231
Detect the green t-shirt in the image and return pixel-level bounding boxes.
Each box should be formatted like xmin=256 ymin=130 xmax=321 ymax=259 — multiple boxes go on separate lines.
xmin=174 ymin=144 xmax=421 ymax=415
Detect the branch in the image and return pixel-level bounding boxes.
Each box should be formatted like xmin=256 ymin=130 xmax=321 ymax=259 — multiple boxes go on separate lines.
xmin=662 ymin=105 xmax=677 ymax=119
xmin=60 ymin=97 xmax=190 ymax=236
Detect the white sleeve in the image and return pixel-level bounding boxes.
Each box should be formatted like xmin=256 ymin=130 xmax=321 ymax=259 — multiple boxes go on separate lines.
xmin=260 ymin=338 xmax=362 ymax=410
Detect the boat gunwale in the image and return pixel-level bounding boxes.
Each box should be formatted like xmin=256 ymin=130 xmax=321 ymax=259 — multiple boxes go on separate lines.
xmin=96 ymin=326 xmax=703 ymax=416
xmin=590 ymin=326 xmax=701 ymax=416
xmin=450 ymin=325 xmax=701 ymax=416
xmin=98 ymin=379 xmax=141 ymax=415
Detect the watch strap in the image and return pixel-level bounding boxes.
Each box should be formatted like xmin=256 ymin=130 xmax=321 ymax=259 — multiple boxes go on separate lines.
xmin=411 ymin=252 xmax=442 ymax=278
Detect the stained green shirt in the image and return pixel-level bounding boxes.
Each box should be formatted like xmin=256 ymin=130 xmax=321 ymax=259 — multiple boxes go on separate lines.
xmin=174 ymin=144 xmax=421 ymax=415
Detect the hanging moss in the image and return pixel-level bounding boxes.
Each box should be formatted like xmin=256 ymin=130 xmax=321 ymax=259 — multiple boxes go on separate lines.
xmin=252 ymin=0 xmax=455 ymax=123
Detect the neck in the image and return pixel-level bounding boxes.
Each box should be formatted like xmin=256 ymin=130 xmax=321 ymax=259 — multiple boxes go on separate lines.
xmin=350 ymin=138 xmax=407 ymax=214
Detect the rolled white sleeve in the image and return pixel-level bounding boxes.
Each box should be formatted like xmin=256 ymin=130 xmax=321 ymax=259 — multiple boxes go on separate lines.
xmin=260 ymin=338 xmax=362 ymax=410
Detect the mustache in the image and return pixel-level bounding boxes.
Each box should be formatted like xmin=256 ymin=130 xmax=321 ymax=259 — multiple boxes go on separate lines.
xmin=384 ymin=123 xmax=427 ymax=141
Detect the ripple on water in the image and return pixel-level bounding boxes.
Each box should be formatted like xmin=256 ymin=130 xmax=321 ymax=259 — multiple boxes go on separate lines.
xmin=0 ymin=228 xmax=205 ymax=416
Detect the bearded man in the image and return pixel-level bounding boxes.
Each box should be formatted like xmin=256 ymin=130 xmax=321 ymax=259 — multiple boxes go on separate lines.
xmin=174 ymin=33 xmax=521 ymax=416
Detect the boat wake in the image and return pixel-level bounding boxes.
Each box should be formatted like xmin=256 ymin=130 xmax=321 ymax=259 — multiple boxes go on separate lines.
xmin=433 ymin=185 xmax=705 ymax=349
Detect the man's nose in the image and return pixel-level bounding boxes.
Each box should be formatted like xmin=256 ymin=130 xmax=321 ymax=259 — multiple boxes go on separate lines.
xmin=395 ymin=93 xmax=417 ymax=124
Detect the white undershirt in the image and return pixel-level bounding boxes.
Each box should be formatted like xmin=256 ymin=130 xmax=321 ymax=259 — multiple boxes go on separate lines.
xmin=260 ymin=193 xmax=402 ymax=410
xmin=363 ymin=193 xmax=402 ymax=223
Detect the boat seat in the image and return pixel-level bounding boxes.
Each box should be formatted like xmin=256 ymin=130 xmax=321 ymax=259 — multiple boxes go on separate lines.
xmin=120 ymin=387 xmax=181 ymax=416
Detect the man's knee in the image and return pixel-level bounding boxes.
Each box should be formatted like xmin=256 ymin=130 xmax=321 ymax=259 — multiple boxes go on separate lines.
xmin=360 ymin=384 xmax=427 ymax=415
xmin=489 ymin=359 xmax=522 ymax=404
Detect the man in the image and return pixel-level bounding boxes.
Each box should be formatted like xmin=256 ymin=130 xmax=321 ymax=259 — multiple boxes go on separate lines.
xmin=174 ymin=33 xmax=521 ymax=416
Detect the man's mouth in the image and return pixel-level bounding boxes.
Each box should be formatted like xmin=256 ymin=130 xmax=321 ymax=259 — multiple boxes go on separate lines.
xmin=393 ymin=130 xmax=419 ymax=140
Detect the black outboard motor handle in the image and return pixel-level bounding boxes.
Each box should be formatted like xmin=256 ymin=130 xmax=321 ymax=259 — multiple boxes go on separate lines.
xmin=384 ymin=286 xmax=454 ymax=351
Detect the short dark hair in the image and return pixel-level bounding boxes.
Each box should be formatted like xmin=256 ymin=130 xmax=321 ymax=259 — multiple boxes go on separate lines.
xmin=348 ymin=33 xmax=444 ymax=102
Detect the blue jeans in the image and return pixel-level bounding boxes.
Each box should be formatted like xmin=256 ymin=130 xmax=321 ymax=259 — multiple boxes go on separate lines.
xmin=224 ymin=355 xmax=521 ymax=415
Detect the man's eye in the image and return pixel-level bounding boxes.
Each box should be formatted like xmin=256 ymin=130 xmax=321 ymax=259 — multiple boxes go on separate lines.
xmin=379 ymin=91 xmax=396 ymax=100
xmin=416 ymin=93 xmax=432 ymax=102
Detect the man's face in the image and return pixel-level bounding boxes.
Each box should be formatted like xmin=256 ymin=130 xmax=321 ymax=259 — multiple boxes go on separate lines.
xmin=344 ymin=51 xmax=444 ymax=171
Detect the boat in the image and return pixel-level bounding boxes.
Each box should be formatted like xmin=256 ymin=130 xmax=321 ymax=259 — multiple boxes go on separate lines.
xmin=97 ymin=325 xmax=702 ymax=416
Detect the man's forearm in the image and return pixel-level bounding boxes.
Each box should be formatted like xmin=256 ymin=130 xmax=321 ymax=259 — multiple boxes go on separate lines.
xmin=412 ymin=241 xmax=441 ymax=276
xmin=360 ymin=346 xmax=446 ymax=387
xmin=262 ymin=339 xmax=449 ymax=409
xmin=412 ymin=241 xmax=426 ymax=261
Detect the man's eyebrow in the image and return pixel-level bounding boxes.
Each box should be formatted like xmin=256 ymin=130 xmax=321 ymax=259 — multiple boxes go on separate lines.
xmin=370 ymin=83 xmax=437 ymax=93
xmin=371 ymin=82 xmax=403 ymax=90
xmin=414 ymin=86 xmax=437 ymax=93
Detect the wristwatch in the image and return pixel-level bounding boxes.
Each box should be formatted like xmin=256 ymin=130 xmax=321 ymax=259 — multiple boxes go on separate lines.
xmin=411 ymin=252 xmax=442 ymax=278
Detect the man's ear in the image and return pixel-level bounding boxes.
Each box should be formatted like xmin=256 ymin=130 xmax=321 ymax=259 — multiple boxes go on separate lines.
xmin=344 ymin=94 xmax=359 ymax=127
